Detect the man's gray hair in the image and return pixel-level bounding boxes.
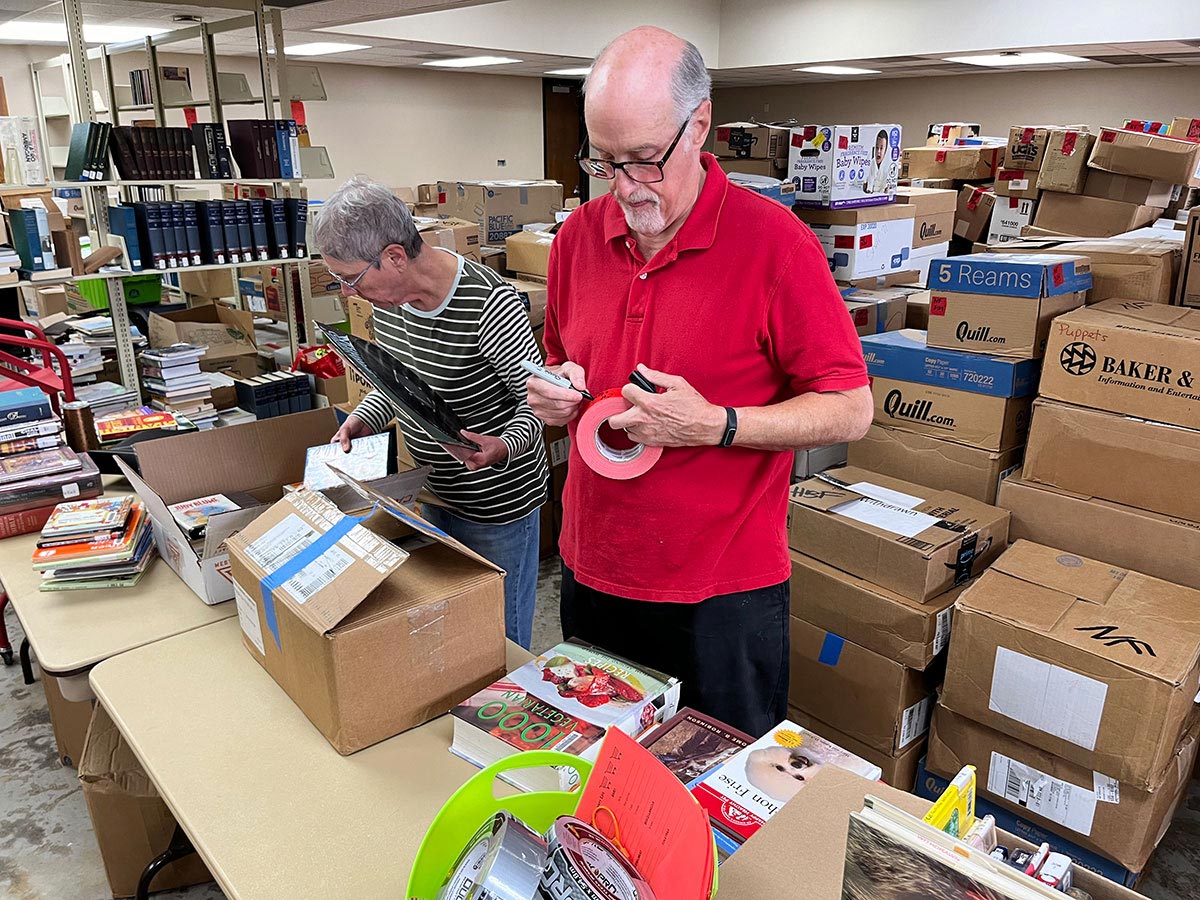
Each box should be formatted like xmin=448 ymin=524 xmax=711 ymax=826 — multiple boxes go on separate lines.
xmin=313 ymin=175 xmax=423 ymax=263
xmin=584 ymin=36 xmax=711 ymax=125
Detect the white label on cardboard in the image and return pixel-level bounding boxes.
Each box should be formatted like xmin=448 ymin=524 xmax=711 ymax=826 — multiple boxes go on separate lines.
xmin=1093 ymin=772 xmax=1121 ymax=804
xmin=244 ymin=513 xmax=320 ymax=572
xmin=61 ymin=482 xmax=80 ymax=498
xmin=281 ymin=544 xmax=354 ymax=605
xmin=829 ymin=496 xmax=940 ymax=538
xmin=997 ymin=462 xmax=1022 ymax=495
xmin=934 ymin=607 xmax=954 ymax=657
xmin=1010 ymin=179 xmax=1030 ymax=190
xmin=988 ymin=752 xmax=1097 ymax=836
xmin=550 ymin=435 xmax=571 ymax=468
xmin=234 ymin=582 xmax=266 ymax=656
xmin=848 ymin=481 xmax=924 ymax=509
xmin=989 ymin=647 xmax=1108 ymax=751
xmin=899 ymin=694 xmax=933 ymax=749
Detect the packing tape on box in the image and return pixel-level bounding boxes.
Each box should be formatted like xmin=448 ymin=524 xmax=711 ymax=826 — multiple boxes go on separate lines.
xmin=575 ymin=389 xmax=663 ymax=481
xmin=439 ymin=811 xmax=547 ymax=900
xmin=540 ymin=817 xmax=655 ymax=900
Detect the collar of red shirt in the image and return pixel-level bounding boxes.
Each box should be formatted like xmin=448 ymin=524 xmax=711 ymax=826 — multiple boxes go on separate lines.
xmin=601 ymin=151 xmax=730 ymax=255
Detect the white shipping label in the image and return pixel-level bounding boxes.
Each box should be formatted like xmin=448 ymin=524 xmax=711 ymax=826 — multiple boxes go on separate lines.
xmin=830 ymin=496 xmax=940 ymax=538
xmin=61 ymin=482 xmax=80 ymax=498
xmin=899 ymin=695 xmax=934 ymax=749
xmin=989 ymin=647 xmax=1108 ymax=751
xmin=244 ymin=513 xmax=320 ymax=571
xmin=234 ymin=582 xmax=266 ymax=656
xmin=550 ymin=436 xmax=571 ymax=468
xmin=1010 ymin=179 xmax=1030 ymax=190
xmin=848 ymin=481 xmax=924 ymax=509
xmin=934 ymin=607 xmax=954 ymax=657
xmin=280 ymin=545 xmax=353 ymax=605
xmin=1093 ymin=772 xmax=1121 ymax=804
xmin=988 ymin=752 xmax=1097 ymax=836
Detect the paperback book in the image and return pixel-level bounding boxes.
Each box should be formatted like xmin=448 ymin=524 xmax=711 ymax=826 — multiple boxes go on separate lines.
xmin=639 ymin=707 xmax=755 ymax=788
xmin=167 ymin=493 xmax=241 ymax=541
xmin=41 ymin=496 xmax=134 ymax=542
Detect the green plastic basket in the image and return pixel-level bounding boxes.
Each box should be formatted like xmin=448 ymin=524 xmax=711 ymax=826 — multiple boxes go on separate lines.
xmin=76 ymin=274 xmax=163 ymax=309
xmin=406 ymin=751 xmax=590 ymax=900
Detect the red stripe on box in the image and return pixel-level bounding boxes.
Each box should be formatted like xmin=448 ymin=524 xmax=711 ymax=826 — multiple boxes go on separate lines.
xmin=1022 ymin=127 xmax=1035 ymax=143
xmin=859 ymin=234 xmax=874 ymax=249
xmin=438 ymin=192 xmax=447 ymax=204
xmin=1150 ymin=122 xmax=1163 ymax=133
xmin=1101 ymin=130 xmax=1117 ymax=143
xmin=1129 ymin=120 xmax=1145 ymax=132
xmin=1062 ymin=132 xmax=1077 ymax=155
xmin=1052 ymin=264 xmax=1065 ymax=288
xmin=792 ymin=132 xmax=804 ymax=147
xmin=1010 ymin=197 xmax=1020 ymax=208
xmin=291 ymin=100 xmax=306 ymax=126
xmin=967 ymin=189 xmax=984 ymax=211
xmin=833 ymin=235 xmax=855 ymax=249
xmin=838 ymin=136 xmax=849 ymax=149
xmin=942 ymin=125 xmax=951 ymax=139
xmin=931 ymin=296 xmax=947 ymax=316
xmin=936 ymin=150 xmax=947 ymax=162
xmin=717 ymin=127 xmax=731 ymax=142
xmin=853 ymin=309 xmax=869 ymax=326
xmin=804 ymin=125 xmax=818 ymax=139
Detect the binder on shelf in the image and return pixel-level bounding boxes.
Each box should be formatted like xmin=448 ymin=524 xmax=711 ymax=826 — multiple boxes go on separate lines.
xmin=30 ymin=207 xmax=55 ymax=269
xmin=227 ymin=120 xmax=265 ymax=179
xmin=182 ymin=203 xmax=202 ymax=267
xmin=107 ymin=205 xmax=144 ymax=271
xmin=91 ymin=123 xmax=111 ymax=180
xmin=266 ymin=199 xmax=290 ymax=259
xmin=248 ymin=200 xmax=270 ymax=261
xmin=168 ymin=203 xmax=191 ymax=267
xmin=134 ymin=203 xmax=168 ymax=270
xmin=219 ymin=201 xmax=242 ymax=263
xmin=64 ymin=123 xmax=92 ymax=182
xmin=191 ymin=123 xmax=233 ymax=180
xmin=284 ymin=198 xmax=308 ymax=258
xmin=261 ymin=121 xmax=280 ymax=178
xmin=274 ymin=120 xmax=294 ymax=179
xmin=286 ymin=120 xmax=303 ymax=178
xmin=234 ymin=201 xmax=253 ymax=261
xmin=8 ymin=208 xmax=45 ymax=271
xmin=109 ymin=127 xmax=137 ymax=180
xmin=196 ymin=200 xmax=226 ymax=265
xmin=158 ymin=203 xmax=180 ymax=268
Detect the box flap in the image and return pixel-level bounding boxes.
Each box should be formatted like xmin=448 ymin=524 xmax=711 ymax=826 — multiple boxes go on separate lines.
xmin=988 ymin=541 xmax=1125 ymax=606
xmin=796 ymin=204 xmax=915 ymax=225
xmin=1068 ymin=299 xmax=1200 ymax=335
xmin=148 ymin=304 xmax=256 ymax=357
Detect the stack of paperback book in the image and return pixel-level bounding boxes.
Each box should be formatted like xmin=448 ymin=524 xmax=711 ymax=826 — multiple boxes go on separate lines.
xmin=75 ymin=381 xmax=142 ymax=419
xmin=142 ymin=344 xmax=216 ymax=429
xmin=0 ymin=387 xmax=102 ymax=537
xmin=93 ymin=407 xmax=194 ymax=446
xmin=32 ymin=496 xmax=155 ymax=591
xmin=58 ymin=340 xmax=104 ymax=385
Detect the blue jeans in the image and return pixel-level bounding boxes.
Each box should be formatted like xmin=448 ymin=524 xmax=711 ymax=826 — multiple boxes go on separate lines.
xmin=421 ymin=505 xmax=540 ymax=650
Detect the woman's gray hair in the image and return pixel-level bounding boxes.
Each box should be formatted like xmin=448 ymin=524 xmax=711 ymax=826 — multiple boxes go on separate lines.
xmin=313 ymin=175 xmax=423 ymax=262
xmin=584 ymin=36 xmax=711 ymax=125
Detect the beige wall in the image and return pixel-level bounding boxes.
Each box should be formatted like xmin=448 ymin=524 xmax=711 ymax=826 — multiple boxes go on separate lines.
xmin=712 ymin=67 xmax=1200 ymax=148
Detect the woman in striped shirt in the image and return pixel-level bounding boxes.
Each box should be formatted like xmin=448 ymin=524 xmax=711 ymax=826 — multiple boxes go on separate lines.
xmin=315 ymin=176 xmax=547 ymax=649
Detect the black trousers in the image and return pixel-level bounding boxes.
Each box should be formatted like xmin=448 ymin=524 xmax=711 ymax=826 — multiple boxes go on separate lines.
xmin=560 ymin=564 xmax=789 ymax=738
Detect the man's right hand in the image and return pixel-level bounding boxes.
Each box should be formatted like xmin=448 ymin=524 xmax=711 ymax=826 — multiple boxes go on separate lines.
xmin=526 ymin=361 xmax=589 ymax=426
xmin=331 ymin=413 xmax=373 ymax=452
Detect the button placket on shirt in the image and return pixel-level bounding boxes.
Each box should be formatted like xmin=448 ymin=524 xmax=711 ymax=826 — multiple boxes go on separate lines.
xmin=626 ymin=240 xmax=679 ymax=320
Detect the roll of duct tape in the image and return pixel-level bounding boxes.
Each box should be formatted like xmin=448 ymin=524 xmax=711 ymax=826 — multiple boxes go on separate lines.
xmin=540 ymin=817 xmax=655 ymax=900
xmin=438 ymin=811 xmax=547 ymax=900
xmin=574 ymin=389 xmax=663 ymax=481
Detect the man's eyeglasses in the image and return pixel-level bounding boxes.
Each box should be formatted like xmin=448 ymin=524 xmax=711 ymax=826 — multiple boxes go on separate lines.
xmin=576 ymin=116 xmax=691 ymax=185
xmin=326 ymin=257 xmax=379 ymax=293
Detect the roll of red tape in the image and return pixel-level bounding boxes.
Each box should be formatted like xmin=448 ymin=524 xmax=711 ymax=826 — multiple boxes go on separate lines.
xmin=575 ymin=388 xmax=663 ymax=481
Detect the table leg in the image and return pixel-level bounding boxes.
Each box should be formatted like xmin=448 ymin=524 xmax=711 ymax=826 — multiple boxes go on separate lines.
xmin=19 ymin=637 xmax=35 ymax=685
xmin=136 ymin=824 xmax=197 ymax=900
xmin=0 ymin=591 xmax=11 ymax=666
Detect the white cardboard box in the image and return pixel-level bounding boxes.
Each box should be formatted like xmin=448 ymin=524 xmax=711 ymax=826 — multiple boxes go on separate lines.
xmin=907 ymin=241 xmax=952 ymax=285
xmin=798 ymin=205 xmax=915 ymax=280
xmin=790 ymin=123 xmax=903 ymax=209
xmin=987 ymin=198 xmax=1038 ymax=245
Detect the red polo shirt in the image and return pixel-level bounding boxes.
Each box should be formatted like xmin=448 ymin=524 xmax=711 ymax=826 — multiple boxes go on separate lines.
xmin=545 ymin=153 xmax=868 ymax=603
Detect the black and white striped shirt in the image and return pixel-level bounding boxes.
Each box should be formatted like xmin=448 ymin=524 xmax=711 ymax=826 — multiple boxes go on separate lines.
xmin=351 ymin=251 xmax=548 ymax=524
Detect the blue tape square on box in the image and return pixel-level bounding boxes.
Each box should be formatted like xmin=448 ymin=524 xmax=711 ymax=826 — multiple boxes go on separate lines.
xmin=818 ymin=632 xmax=845 ymax=666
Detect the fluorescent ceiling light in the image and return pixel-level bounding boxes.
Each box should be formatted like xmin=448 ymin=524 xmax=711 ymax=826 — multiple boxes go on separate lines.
xmin=796 ymin=65 xmax=880 ymax=75
xmin=423 ymin=55 xmax=521 ymax=68
xmin=285 ymin=42 xmax=370 ymax=56
xmin=945 ymin=51 xmax=1090 ymax=67
xmin=0 ymin=21 xmax=169 ymax=44
xmin=545 ymin=67 xmax=591 ymax=76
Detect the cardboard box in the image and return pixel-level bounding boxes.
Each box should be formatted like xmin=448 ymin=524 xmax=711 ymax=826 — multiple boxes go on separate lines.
xmin=227 ymin=485 xmax=506 ymax=754
xmin=986 ymin=196 xmax=1037 ymax=245
xmin=928 ymin=704 xmax=1196 ymax=872
xmin=1006 ymin=125 xmax=1055 ymax=171
xmin=1088 ymin=127 xmax=1200 ymax=186
xmin=953 ymin=185 xmax=995 ymax=243
xmin=719 ymin=157 xmax=786 ymax=178
xmin=790 ymin=549 xmax=960 ymax=670
xmin=345 ymin=294 xmax=374 ymax=342
xmin=1022 ymin=398 xmax=1200 ymax=522
xmin=787 ymin=466 xmax=1009 ymax=602
xmin=503 ymin=276 xmax=549 ymax=329
xmin=415 ymin=215 xmax=482 ymax=263
xmin=416 ymin=183 xmax=438 ymax=204
xmin=148 ymin=304 xmax=257 ymax=372
xmin=1084 ymin=170 xmax=1175 ymax=208
xmin=998 ymin=476 xmax=1200 ymax=592
xmin=1168 ymin=117 xmax=1200 ymax=140
xmin=713 ymin=122 xmax=791 ymax=159
xmin=906 ymin=243 xmax=949 ymax=286
xmin=860 ymin=327 xmax=1039 ymax=398
xmin=42 ymin=674 xmax=92 ymax=768
xmin=792 ymin=442 xmax=848 ymax=480
xmin=114 ymin=408 xmax=337 ymax=605
xmin=905 ymin=293 xmax=930 ymax=329
xmin=849 ymin=423 xmax=1024 ymax=505
xmin=1037 ymin=129 xmax=1097 ymax=194
xmin=79 ymin=705 xmax=213 ymax=898
xmin=313 ymin=372 xmax=349 ymax=409
xmin=796 ymin=204 xmax=914 ymax=280
xmin=926 ymin=122 xmax=981 ymax=146
xmin=868 ymin=375 xmax=1031 ymax=451
xmin=902 ymin=145 xmax=1005 ymax=181
xmin=1039 ymin=300 xmax=1200 ymax=430
xmin=25 ymin=283 xmax=67 ymax=318
xmin=895 ymin=186 xmax=956 ymax=249
xmin=435 ymin=181 xmax=562 ymax=245
xmin=993 ymin=168 xmax=1040 ymax=200
xmin=841 ymin=286 xmax=908 ymax=335
xmin=1034 ymin=191 xmax=1160 ymax=238
xmin=787 ymin=706 xmax=924 ymax=790
xmin=1178 ymin=206 xmax=1200 ymax=307
xmin=788 ymin=613 xmax=940 ymax=756
xmin=905 ymin=177 xmax=956 ymax=189
xmin=789 ymin=123 xmax=902 ymax=209
xmin=941 ymin=539 xmax=1200 ymax=789
xmin=505 ymin=229 xmax=553 ymax=279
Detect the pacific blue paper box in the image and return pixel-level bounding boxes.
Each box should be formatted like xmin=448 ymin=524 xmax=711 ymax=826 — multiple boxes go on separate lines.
xmin=787 ymin=466 xmax=1009 ymax=602
xmin=1088 ymin=127 xmax=1200 ymax=187
xmin=147 ymin=303 xmax=256 ymax=372
xmin=1034 ymin=192 xmax=1160 ymax=238
xmin=715 ymin=766 xmax=1145 ymax=900
xmin=993 ymin=168 xmax=1041 ymax=200
xmin=868 ymin=375 xmax=1031 ymax=451
xmin=226 ymin=485 xmax=505 ymax=754
xmin=928 ymin=704 xmax=1198 ymax=872
xmin=902 ymin=145 xmax=1004 ymax=181
xmin=927 ymin=288 xmax=1086 ymax=359
xmin=998 ymin=476 xmax=1200 ymax=592
xmin=1022 ymin=398 xmax=1200 ymax=522
xmin=435 ymin=181 xmax=562 ymax=245
xmin=790 ymin=549 xmax=961 ymax=670
xmin=1039 ymin=300 xmax=1200 ymax=430
xmin=1038 ymin=129 xmax=1097 ymax=193
xmin=940 ymin=540 xmax=1200 ymax=790
xmin=788 ymin=613 xmax=940 ymax=756
xmin=953 ymin=185 xmax=995 ymax=243
xmin=849 ymin=423 xmax=1024 ymax=505
xmin=895 ymin=186 xmax=956 ymax=249
xmin=1083 ymin=170 xmax=1175 ymax=208
xmin=786 ymin=706 xmax=925 ymax=791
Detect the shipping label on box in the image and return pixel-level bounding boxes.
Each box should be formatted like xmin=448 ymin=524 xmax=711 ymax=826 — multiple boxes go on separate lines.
xmin=789 ymin=123 xmax=902 ymax=209
xmin=1037 ymin=130 xmax=1096 ymax=194
xmin=927 ymin=288 xmax=1086 ymax=359
xmin=869 ymin=375 xmax=1032 ymax=451
xmin=994 ymin=168 xmax=1041 ymax=200
xmin=860 ymin=328 xmax=1039 ymax=397
xmin=987 ymin=197 xmax=1038 ymax=245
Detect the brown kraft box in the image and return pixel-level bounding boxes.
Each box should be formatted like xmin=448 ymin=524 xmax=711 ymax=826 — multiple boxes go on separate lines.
xmin=927 ymin=288 xmax=1086 ymax=359
xmin=868 ymin=375 xmax=1031 ymax=451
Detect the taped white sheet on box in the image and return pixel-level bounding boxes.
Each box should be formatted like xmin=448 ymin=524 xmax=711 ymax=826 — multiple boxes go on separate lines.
xmin=847 ymin=481 xmax=925 ymax=509
xmin=989 ymin=647 xmax=1108 ymax=751
xmin=234 ymin=582 xmax=266 ymax=656
xmin=988 ymin=752 xmax=1098 ymax=836
xmin=1093 ymin=772 xmax=1121 ymax=804
xmin=830 ymin=496 xmax=939 ymax=538
xmin=899 ymin=695 xmax=933 ymax=749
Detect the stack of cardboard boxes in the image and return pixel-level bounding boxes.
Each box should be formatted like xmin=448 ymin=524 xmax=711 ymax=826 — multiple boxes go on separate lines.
xmin=899 ymin=130 xmax=1006 ymax=250
xmin=895 ymin=185 xmax=957 ymax=282
xmin=783 ymin=466 xmax=1010 ymax=789
xmin=712 ymin=121 xmax=791 ymax=179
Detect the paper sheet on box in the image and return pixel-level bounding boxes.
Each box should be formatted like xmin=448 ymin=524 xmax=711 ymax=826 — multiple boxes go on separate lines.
xmin=829 ymin=496 xmax=939 ymax=538
xmin=234 ymin=583 xmax=265 ymax=655
xmin=989 ymin=647 xmax=1108 ymax=751
xmin=988 ymin=752 xmax=1097 ymax=836
xmin=847 ymin=481 xmax=925 ymax=509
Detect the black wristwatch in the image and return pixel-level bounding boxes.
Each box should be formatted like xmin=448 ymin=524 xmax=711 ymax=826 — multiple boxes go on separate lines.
xmin=718 ymin=406 xmax=738 ymax=448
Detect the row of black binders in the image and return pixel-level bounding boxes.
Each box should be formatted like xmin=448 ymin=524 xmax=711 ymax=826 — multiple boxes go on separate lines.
xmin=107 ymin=198 xmax=307 ymax=271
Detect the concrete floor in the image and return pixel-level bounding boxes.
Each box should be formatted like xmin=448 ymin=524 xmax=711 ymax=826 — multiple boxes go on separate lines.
xmin=3 ymin=557 xmax=1199 ymax=899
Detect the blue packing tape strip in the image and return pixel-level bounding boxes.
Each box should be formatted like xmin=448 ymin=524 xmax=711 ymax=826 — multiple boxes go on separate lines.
xmin=258 ymin=508 xmax=373 ymax=650
xmin=818 ymin=632 xmax=845 ymax=667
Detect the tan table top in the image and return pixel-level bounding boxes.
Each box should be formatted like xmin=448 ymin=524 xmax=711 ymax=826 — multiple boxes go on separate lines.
xmin=90 ymin=617 xmax=532 ymax=900
xmin=3 ymin=476 xmax=234 ymax=674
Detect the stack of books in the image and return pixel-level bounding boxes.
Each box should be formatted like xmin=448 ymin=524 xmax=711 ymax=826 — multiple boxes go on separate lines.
xmin=64 ymin=122 xmax=112 ymax=182
xmin=94 ymin=407 xmax=194 ymax=445
xmin=109 ymin=125 xmax=197 ymax=181
xmin=0 ymin=244 xmax=21 ymax=286
xmin=75 ymin=381 xmax=143 ymax=419
xmin=71 ymin=317 xmax=149 ymax=353
xmin=226 ymin=119 xmax=304 ymax=179
xmin=7 ymin=205 xmax=70 ymax=283
xmin=32 ymin=496 xmax=156 ymax=591
xmin=0 ymin=387 xmax=102 ymax=537
xmin=128 ymin=68 xmax=153 ymax=105
xmin=58 ymin=340 xmax=105 ymax=385
xmin=142 ymin=344 xmax=217 ymax=429
xmin=233 ymin=371 xmax=313 ymax=419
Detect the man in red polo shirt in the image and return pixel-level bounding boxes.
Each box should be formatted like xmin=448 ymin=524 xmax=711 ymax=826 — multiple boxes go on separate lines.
xmin=527 ymin=26 xmax=872 ymax=737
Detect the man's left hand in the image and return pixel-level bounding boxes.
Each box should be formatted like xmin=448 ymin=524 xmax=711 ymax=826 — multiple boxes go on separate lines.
xmin=455 ymin=430 xmax=510 ymax=471
xmin=606 ymin=364 xmax=726 ymax=448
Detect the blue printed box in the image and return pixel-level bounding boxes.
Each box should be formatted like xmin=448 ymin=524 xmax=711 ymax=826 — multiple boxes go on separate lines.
xmin=860 ymin=329 xmax=1039 ymax=398
xmin=927 ymin=253 xmax=1093 ymax=298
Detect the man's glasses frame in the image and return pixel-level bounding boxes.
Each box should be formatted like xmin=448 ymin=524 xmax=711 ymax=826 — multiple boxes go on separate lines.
xmin=575 ymin=115 xmax=693 ymax=185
